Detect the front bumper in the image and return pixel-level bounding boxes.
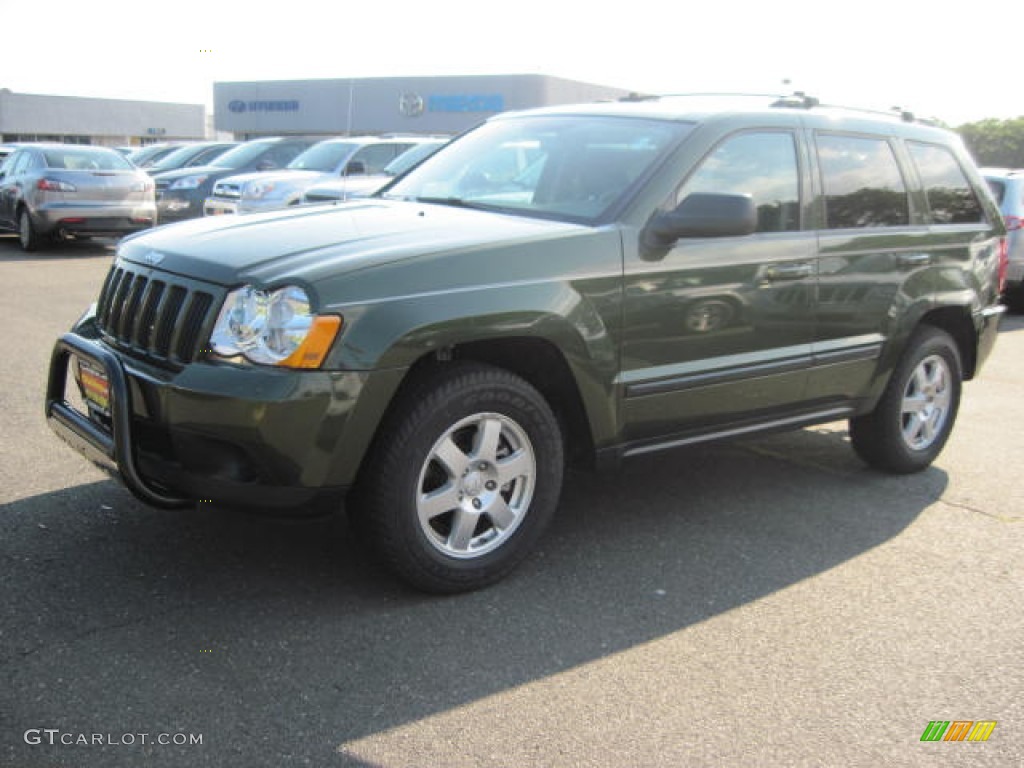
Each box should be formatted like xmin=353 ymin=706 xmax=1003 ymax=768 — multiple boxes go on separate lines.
xmin=156 ymin=191 xmax=204 ymax=223
xmin=46 ymin=326 xmax=393 ymax=511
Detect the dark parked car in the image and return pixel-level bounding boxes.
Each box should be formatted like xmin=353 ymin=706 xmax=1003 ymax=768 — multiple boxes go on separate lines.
xmin=152 ymin=137 xmax=320 ymax=223
xmin=46 ymin=95 xmax=1006 ymax=592
xmin=982 ymin=168 xmax=1023 ymax=310
xmin=0 ymin=143 xmax=155 ymax=250
xmin=126 ymin=143 xmax=187 ymax=169
xmin=144 ymin=142 xmax=239 ymax=176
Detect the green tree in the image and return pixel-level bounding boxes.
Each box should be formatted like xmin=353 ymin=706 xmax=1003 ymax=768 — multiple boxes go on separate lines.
xmin=957 ymin=117 xmax=1024 ymax=167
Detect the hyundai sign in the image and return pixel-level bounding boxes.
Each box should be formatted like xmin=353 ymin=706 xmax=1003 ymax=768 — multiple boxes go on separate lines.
xmin=227 ymin=100 xmax=300 ymax=114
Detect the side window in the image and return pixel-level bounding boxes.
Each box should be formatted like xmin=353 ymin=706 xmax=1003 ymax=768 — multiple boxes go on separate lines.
xmin=352 ymin=144 xmax=399 ymax=174
xmin=907 ymin=142 xmax=984 ymax=224
xmin=676 ymin=132 xmax=800 ymax=233
xmin=268 ymin=143 xmax=309 ymax=168
xmin=817 ymin=134 xmax=909 ymax=229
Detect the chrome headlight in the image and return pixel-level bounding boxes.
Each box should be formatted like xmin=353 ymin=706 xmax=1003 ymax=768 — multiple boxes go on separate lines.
xmin=209 ymin=285 xmax=340 ymax=368
xmin=168 ymin=175 xmax=208 ymax=190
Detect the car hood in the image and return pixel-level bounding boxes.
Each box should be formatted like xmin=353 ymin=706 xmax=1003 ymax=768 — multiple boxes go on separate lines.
xmin=118 ymin=199 xmax=593 ymax=291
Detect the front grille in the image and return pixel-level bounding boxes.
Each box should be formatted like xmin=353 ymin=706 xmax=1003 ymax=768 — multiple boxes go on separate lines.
xmin=303 ymin=191 xmax=341 ymax=203
xmin=95 ymin=264 xmax=219 ymax=368
xmin=212 ymin=181 xmax=242 ymax=199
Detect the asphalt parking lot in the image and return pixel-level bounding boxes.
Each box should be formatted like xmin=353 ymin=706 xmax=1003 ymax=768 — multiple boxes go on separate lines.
xmin=1 ymin=234 xmax=1021 ymax=767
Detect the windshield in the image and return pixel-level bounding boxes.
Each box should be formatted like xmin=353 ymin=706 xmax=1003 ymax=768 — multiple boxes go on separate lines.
xmin=384 ymin=116 xmax=689 ymax=223
xmin=212 ymin=141 xmax=276 ymax=169
xmin=287 ymin=141 xmax=358 ymax=171
xmin=149 ymin=144 xmax=208 ymax=172
xmin=383 ymin=142 xmax=447 ymax=176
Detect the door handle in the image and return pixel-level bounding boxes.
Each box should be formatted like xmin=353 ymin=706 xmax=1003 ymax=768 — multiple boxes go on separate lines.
xmin=898 ymin=253 xmax=931 ymax=267
xmin=763 ymin=263 xmax=814 ymax=281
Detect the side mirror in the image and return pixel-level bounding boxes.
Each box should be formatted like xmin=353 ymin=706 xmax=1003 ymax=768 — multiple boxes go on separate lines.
xmin=648 ymin=192 xmax=757 ymax=244
xmin=256 ymin=160 xmax=276 ymax=171
xmin=344 ymin=160 xmax=367 ymax=176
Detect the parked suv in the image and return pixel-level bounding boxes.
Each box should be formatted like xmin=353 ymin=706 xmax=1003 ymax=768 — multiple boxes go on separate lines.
xmin=302 ymin=139 xmax=448 ymax=204
xmin=204 ymin=136 xmax=441 ymax=215
xmin=46 ymin=95 xmax=1006 ymax=593
xmin=982 ymin=168 xmax=1023 ymax=310
xmin=152 ymin=137 xmax=320 ymax=223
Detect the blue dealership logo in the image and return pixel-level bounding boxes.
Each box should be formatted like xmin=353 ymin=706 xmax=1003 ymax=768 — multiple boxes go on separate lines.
xmin=227 ymin=99 xmax=299 ymax=114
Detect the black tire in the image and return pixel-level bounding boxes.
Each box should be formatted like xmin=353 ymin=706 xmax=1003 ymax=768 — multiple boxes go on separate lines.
xmin=849 ymin=326 xmax=962 ymax=474
xmin=18 ymin=208 xmax=43 ymax=252
xmin=353 ymin=362 xmax=564 ymax=593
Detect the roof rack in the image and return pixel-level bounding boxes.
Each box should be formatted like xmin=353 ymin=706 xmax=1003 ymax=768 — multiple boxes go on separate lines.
xmin=616 ymin=91 xmax=941 ymax=126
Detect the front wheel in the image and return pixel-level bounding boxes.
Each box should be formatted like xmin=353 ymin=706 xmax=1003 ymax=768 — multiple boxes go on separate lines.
xmin=849 ymin=326 xmax=962 ymax=474
xmin=354 ymin=362 xmax=564 ymax=593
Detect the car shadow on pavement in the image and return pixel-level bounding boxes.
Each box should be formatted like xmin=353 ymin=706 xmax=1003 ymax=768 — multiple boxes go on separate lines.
xmin=0 ymin=429 xmax=945 ymax=767
xmin=0 ymin=234 xmax=116 ymax=261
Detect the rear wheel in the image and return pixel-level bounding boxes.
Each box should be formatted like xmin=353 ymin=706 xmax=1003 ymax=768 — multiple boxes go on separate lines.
xmin=18 ymin=209 xmax=43 ymax=252
xmin=850 ymin=326 xmax=962 ymax=474
xmin=354 ymin=362 xmax=563 ymax=593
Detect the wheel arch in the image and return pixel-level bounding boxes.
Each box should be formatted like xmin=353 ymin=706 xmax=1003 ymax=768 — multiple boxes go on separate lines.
xmin=918 ymin=305 xmax=977 ymax=379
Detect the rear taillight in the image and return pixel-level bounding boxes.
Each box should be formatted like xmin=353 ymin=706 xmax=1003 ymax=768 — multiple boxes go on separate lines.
xmin=1004 ymin=215 xmax=1024 ymax=231
xmin=37 ymin=178 xmax=76 ymax=192
xmin=997 ymin=237 xmax=1008 ymax=294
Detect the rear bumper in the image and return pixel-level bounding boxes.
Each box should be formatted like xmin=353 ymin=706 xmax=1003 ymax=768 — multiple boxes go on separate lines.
xmin=34 ymin=203 xmax=156 ymax=235
xmin=974 ymin=303 xmax=1006 ymax=375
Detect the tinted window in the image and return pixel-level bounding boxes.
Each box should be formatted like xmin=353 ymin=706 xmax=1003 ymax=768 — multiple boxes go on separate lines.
xmin=907 ymin=142 xmax=984 ymax=224
xmin=351 ymin=144 xmax=402 ymax=174
xmin=817 ymin=134 xmax=908 ymax=228
xmin=288 ymin=142 xmax=359 ymax=172
xmin=676 ymin=131 xmax=800 ymax=232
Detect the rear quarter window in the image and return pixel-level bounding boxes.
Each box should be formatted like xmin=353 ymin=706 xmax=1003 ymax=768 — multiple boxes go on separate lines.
xmin=907 ymin=142 xmax=985 ymax=224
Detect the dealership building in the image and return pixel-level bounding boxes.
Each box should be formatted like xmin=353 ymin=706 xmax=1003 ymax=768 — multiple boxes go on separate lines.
xmin=0 ymin=89 xmax=205 ymax=147
xmin=214 ymin=74 xmax=632 ymax=138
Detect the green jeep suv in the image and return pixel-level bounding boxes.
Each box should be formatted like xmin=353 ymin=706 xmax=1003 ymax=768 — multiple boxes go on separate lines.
xmin=46 ymin=95 xmax=1007 ymax=592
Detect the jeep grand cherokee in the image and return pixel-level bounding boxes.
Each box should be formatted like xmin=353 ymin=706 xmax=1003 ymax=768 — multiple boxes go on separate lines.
xmin=46 ymin=95 xmax=1007 ymax=592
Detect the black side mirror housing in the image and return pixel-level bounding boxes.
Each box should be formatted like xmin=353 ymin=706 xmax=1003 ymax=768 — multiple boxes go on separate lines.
xmin=344 ymin=160 xmax=367 ymax=176
xmin=649 ymin=192 xmax=757 ymax=243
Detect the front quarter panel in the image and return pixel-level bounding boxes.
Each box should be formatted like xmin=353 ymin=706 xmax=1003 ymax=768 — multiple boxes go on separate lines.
xmin=321 ymin=227 xmax=625 ymax=447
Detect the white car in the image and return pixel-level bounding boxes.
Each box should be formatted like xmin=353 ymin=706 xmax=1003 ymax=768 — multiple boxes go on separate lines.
xmin=205 ymin=137 xmax=445 ymax=215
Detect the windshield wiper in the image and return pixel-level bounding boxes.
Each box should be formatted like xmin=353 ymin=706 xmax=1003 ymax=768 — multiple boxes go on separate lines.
xmin=410 ymin=196 xmax=499 ymax=211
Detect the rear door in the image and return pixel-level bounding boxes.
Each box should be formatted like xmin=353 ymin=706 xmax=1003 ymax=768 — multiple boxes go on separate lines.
xmin=620 ymin=129 xmax=818 ymax=447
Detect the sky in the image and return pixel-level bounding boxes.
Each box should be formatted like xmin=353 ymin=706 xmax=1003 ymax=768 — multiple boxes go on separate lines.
xmin=0 ymin=0 xmax=1017 ymax=127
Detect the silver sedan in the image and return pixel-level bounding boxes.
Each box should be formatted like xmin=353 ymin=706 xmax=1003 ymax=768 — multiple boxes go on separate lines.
xmin=0 ymin=144 xmax=156 ymax=251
